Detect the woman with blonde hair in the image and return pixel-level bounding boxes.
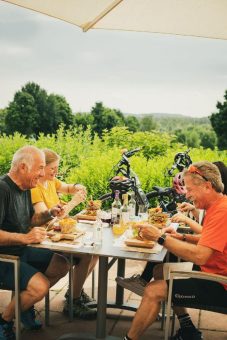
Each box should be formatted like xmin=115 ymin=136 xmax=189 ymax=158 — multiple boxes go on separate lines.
xmin=31 ymin=148 xmax=98 ymax=320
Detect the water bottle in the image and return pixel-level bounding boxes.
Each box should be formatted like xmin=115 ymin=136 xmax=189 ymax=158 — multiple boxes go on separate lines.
xmin=94 ymin=219 xmax=103 ymax=245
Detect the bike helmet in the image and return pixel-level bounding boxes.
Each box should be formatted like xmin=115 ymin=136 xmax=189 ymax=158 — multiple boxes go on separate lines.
xmin=109 ymin=177 xmax=133 ymax=194
xmin=173 ymin=172 xmax=186 ymax=195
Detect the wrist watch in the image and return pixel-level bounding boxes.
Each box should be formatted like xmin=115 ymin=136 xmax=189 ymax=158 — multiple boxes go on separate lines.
xmin=157 ymin=233 xmax=167 ymax=245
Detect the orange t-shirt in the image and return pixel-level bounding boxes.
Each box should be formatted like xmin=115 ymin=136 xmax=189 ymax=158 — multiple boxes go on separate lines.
xmin=198 ymin=195 xmax=227 ymax=289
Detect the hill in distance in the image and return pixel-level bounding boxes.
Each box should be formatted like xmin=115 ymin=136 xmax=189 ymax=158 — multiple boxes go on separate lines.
xmin=125 ymin=112 xmax=209 ymax=122
xmin=124 ymin=112 xmax=210 ymax=132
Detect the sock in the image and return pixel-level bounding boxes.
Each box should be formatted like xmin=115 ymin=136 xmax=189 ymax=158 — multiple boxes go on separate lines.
xmin=123 ymin=335 xmax=132 ymax=340
xmin=178 ymin=313 xmax=195 ymax=330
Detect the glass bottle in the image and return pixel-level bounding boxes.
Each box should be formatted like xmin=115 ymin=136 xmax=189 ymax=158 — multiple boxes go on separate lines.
xmin=111 ymin=190 xmax=122 ymax=224
xmin=128 ymin=192 xmax=136 ymax=220
xmin=121 ymin=193 xmax=130 ymax=224
xmin=94 ymin=214 xmax=103 ymax=245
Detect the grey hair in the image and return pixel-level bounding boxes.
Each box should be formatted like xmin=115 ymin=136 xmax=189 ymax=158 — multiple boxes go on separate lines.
xmin=183 ymin=161 xmax=224 ymax=193
xmin=11 ymin=145 xmax=44 ymax=171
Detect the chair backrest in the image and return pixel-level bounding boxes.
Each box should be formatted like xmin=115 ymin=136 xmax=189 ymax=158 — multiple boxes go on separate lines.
xmin=0 ymin=254 xmax=21 ymax=340
xmin=164 ymin=270 xmax=227 ymax=340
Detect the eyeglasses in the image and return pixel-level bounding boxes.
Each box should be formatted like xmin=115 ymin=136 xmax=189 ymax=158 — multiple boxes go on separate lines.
xmin=188 ymin=165 xmax=208 ymax=182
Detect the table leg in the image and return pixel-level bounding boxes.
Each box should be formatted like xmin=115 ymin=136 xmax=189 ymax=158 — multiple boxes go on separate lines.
xmin=115 ymin=258 xmax=125 ymax=306
xmin=96 ymin=256 xmax=108 ymax=339
xmin=57 ymin=255 xmax=120 ymax=340
xmin=69 ymin=254 xmax=74 ymax=322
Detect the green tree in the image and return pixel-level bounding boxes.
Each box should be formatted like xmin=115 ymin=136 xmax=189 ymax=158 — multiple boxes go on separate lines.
xmin=210 ymin=90 xmax=227 ymax=150
xmin=125 ymin=115 xmax=140 ymax=132
xmin=0 ymin=108 xmax=7 ymax=134
xmin=199 ymin=129 xmax=217 ymax=150
xmin=74 ymin=112 xmax=94 ymax=129
xmin=91 ymin=102 xmax=125 ymax=137
xmin=186 ymin=130 xmax=200 ymax=148
xmin=175 ymin=125 xmax=217 ymax=149
xmin=175 ymin=129 xmax=187 ymax=144
xmin=5 ymin=82 xmax=74 ymax=136
xmin=140 ymin=116 xmax=156 ymax=131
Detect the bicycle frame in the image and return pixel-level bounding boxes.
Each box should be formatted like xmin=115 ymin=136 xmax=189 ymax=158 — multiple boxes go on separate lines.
xmin=110 ymin=148 xmax=149 ymax=208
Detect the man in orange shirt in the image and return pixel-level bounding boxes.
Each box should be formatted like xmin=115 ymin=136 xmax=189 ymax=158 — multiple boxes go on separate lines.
xmin=123 ymin=161 xmax=227 ymax=340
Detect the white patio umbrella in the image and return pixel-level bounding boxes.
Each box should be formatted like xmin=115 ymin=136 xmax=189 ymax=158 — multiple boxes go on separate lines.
xmin=3 ymin=0 xmax=227 ymax=40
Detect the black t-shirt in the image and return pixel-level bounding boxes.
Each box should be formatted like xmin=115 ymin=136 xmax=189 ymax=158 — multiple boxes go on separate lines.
xmin=0 ymin=175 xmax=34 ymax=255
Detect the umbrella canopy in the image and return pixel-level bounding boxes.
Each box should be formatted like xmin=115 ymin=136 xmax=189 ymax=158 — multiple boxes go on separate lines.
xmin=3 ymin=0 xmax=227 ymax=40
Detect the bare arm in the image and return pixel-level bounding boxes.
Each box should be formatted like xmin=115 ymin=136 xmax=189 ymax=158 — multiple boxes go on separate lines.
xmin=162 ymin=234 xmax=213 ymax=264
xmin=139 ymin=225 xmax=213 ymax=265
xmin=171 ymin=213 xmax=202 ymax=234
xmin=58 ymin=183 xmax=87 ymax=195
xmin=31 ymin=209 xmax=53 ymax=226
xmin=170 ymin=231 xmax=201 ymax=244
xmin=0 ymin=227 xmax=47 ymax=246
xmin=33 ymin=201 xmax=48 ymax=214
xmin=31 ymin=204 xmax=65 ymax=226
xmin=178 ymin=202 xmax=200 ymax=221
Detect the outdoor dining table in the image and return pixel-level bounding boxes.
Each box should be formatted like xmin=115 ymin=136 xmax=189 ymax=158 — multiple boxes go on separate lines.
xmin=33 ymin=222 xmax=168 ymax=340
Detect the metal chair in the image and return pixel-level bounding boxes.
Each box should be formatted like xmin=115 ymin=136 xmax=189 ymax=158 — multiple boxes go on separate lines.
xmin=0 ymin=254 xmax=51 ymax=340
xmin=164 ymin=270 xmax=227 ymax=340
xmin=0 ymin=254 xmax=21 ymax=340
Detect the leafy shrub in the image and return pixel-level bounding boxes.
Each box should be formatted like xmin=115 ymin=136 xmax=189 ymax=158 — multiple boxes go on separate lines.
xmin=0 ymin=127 xmax=226 ymax=210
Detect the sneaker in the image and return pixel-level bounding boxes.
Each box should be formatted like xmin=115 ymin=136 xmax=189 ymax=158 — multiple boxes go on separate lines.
xmin=65 ymin=288 xmax=95 ymax=305
xmin=115 ymin=274 xmax=147 ymax=296
xmin=81 ymin=290 xmax=95 ymax=304
xmin=171 ymin=327 xmax=203 ymax=340
xmin=63 ymin=297 xmax=97 ymax=320
xmin=0 ymin=321 xmax=15 ymax=340
xmin=21 ymin=306 xmax=42 ymax=330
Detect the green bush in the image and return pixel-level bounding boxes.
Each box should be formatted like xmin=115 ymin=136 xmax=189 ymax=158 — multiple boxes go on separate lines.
xmin=0 ymin=127 xmax=226 ymax=211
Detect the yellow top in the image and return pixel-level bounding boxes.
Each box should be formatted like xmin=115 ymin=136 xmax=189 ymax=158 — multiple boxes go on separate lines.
xmin=31 ymin=178 xmax=62 ymax=209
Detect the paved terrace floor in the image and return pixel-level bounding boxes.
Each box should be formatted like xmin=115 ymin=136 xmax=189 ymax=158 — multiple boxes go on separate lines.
xmin=0 ymin=260 xmax=226 ymax=340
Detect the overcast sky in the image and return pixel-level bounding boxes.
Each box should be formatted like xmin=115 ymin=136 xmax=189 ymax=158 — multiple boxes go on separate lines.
xmin=1 ymin=2 xmax=227 ymax=117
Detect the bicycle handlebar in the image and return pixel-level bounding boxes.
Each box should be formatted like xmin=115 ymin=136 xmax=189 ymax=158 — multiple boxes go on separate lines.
xmin=123 ymin=147 xmax=142 ymax=159
xmin=116 ymin=147 xmax=142 ymax=174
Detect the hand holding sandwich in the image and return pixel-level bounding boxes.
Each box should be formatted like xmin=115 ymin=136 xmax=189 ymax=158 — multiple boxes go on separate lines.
xmin=135 ymin=223 xmax=162 ymax=242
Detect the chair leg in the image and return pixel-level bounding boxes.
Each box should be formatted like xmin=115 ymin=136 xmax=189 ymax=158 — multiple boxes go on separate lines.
xmin=161 ymin=301 xmax=166 ymax=330
xmin=14 ymin=258 xmax=21 ymax=340
xmin=91 ymin=269 xmax=95 ymax=299
xmin=171 ymin=311 xmax=176 ymax=336
xmin=164 ymin=275 xmax=174 ymax=340
xmin=45 ymin=292 xmax=50 ymax=326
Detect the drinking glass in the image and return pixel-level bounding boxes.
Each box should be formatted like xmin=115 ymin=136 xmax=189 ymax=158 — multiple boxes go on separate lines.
xmin=138 ymin=205 xmax=148 ymax=221
xmin=99 ymin=210 xmax=111 ymax=225
xmin=82 ymin=231 xmax=94 ymax=247
xmin=112 ymin=224 xmax=126 ymax=236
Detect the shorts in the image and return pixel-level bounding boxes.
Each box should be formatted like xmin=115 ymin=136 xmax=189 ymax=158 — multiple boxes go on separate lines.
xmin=170 ymin=277 xmax=227 ymax=309
xmin=0 ymin=247 xmax=53 ymax=291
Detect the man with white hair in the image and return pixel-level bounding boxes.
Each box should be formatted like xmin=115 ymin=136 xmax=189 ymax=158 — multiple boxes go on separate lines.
xmin=124 ymin=161 xmax=227 ymax=340
xmin=0 ymin=146 xmax=70 ymax=340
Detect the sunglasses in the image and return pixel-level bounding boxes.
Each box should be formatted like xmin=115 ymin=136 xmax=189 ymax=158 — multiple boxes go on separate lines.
xmin=188 ymin=165 xmax=208 ymax=182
